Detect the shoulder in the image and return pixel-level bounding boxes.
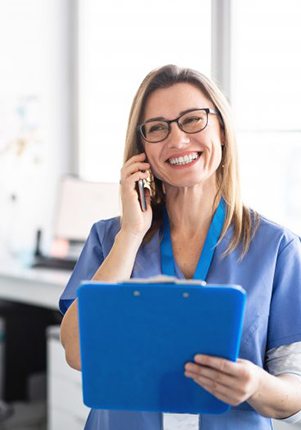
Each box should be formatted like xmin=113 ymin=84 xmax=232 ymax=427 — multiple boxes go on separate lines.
xmin=252 ymin=212 xmax=300 ymax=255
xmin=256 ymin=213 xmax=299 ymax=243
xmin=91 ymin=216 xmax=121 ymax=244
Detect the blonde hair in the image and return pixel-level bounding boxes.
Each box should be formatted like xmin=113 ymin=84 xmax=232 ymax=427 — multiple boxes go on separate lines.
xmin=123 ymin=65 xmax=258 ymax=257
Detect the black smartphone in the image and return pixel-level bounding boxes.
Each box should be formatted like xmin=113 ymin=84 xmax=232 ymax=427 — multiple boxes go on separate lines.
xmin=136 ymin=179 xmax=147 ymax=212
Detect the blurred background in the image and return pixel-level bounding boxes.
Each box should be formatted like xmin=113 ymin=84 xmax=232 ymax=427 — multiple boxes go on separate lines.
xmin=0 ymin=0 xmax=300 ymax=429
xmin=0 ymin=0 xmax=301 ymax=260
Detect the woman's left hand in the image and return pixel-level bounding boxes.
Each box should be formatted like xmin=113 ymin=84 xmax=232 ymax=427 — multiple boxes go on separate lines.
xmin=185 ymin=354 xmax=263 ymax=406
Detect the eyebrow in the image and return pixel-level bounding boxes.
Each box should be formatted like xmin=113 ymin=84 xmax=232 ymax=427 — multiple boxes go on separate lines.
xmin=144 ymin=107 xmax=203 ymax=123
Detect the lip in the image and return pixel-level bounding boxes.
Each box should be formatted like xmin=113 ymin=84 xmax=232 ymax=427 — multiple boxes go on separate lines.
xmin=164 ymin=150 xmax=201 ymax=163
xmin=165 ymin=151 xmax=202 ymax=169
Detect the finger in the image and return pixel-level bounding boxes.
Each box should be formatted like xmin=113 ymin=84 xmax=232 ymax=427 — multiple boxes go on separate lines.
xmin=121 ymin=162 xmax=150 ymax=179
xmin=193 ymin=355 xmax=237 ymax=376
xmin=185 ymin=364 xmax=235 ymax=388
xmin=192 ymin=375 xmax=240 ymax=406
xmin=123 ymin=153 xmax=147 ymax=167
xmin=121 ymin=171 xmax=149 ymax=190
xmin=237 ymin=358 xmax=249 ymax=365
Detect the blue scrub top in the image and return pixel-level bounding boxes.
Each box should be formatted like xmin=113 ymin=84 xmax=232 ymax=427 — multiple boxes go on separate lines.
xmin=59 ymin=213 xmax=301 ymax=430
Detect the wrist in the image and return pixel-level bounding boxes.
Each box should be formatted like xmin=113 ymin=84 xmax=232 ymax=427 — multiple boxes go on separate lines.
xmin=246 ymin=368 xmax=292 ymax=418
xmin=247 ymin=365 xmax=265 ymax=406
xmin=116 ymin=228 xmax=144 ymax=249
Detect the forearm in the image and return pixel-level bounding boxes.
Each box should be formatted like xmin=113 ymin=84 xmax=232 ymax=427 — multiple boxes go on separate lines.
xmin=60 ymin=228 xmax=143 ymax=371
xmin=92 ymin=229 xmax=143 ymax=282
xmin=60 ymin=299 xmax=81 ymax=370
xmin=248 ymin=372 xmax=301 ymax=419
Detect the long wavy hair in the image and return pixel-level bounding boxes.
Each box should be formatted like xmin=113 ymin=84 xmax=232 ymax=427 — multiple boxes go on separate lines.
xmin=123 ymin=65 xmax=258 ymax=257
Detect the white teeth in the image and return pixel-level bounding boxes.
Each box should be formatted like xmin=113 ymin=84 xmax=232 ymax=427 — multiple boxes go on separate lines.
xmin=169 ymin=152 xmax=199 ymax=165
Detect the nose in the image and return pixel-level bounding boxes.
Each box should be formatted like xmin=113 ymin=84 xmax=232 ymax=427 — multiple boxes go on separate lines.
xmin=166 ymin=122 xmax=190 ymax=148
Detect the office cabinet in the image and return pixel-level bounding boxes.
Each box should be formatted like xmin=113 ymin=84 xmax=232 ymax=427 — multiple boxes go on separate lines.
xmin=0 ymin=301 xmax=60 ymax=402
xmin=47 ymin=326 xmax=89 ymax=430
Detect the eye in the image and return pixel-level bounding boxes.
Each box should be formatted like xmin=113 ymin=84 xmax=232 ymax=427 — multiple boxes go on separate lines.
xmin=147 ymin=122 xmax=168 ymax=134
xmin=182 ymin=115 xmax=203 ymax=125
xmin=182 ymin=115 xmax=205 ymax=126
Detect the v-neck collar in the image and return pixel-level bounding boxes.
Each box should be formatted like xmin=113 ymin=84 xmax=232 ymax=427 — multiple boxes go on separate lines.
xmin=160 ymin=198 xmax=226 ymax=281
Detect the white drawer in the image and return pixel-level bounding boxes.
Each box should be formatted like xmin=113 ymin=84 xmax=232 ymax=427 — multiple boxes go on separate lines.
xmin=48 ymin=407 xmax=88 ymax=430
xmin=48 ymin=374 xmax=90 ymax=420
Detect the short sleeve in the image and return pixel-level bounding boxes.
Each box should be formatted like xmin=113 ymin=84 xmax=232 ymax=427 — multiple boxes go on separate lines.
xmin=59 ymin=223 xmax=104 ymax=314
xmin=265 ymin=342 xmax=301 ymax=376
xmin=267 ymin=237 xmax=301 ymax=350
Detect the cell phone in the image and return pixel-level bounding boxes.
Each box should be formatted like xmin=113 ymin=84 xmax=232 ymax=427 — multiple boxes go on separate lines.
xmin=136 ymin=179 xmax=147 ymax=212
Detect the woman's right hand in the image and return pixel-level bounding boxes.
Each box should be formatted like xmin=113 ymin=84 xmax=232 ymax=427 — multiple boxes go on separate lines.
xmin=119 ymin=152 xmax=153 ymax=238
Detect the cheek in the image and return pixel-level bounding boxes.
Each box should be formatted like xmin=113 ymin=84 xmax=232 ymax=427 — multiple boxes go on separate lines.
xmin=145 ymin=147 xmax=161 ymax=172
xmin=147 ymin=160 xmax=165 ymax=182
xmin=210 ymin=138 xmax=223 ymax=161
xmin=215 ymin=144 xmax=223 ymax=161
xmin=148 ymin=161 xmax=163 ymax=181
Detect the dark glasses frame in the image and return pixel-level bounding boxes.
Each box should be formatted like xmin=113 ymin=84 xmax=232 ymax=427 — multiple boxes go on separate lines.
xmin=137 ymin=108 xmax=218 ymax=143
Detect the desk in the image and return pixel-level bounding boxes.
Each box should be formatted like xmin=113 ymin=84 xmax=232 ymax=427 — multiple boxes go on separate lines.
xmin=0 ymin=259 xmax=69 ymax=402
xmin=0 ymin=259 xmax=70 ymax=310
xmin=0 ymin=259 xmax=90 ymax=429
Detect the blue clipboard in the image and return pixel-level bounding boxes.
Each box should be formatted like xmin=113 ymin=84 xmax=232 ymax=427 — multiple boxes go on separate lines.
xmin=77 ymin=280 xmax=246 ymax=414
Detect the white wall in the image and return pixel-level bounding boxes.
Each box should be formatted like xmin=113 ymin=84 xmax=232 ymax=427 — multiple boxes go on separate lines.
xmin=0 ymin=0 xmax=73 ymax=258
xmin=77 ymin=0 xmax=211 ymax=183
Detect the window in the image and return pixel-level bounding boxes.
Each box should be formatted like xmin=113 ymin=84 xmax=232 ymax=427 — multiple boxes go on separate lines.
xmin=78 ymin=0 xmax=212 ymax=182
xmin=233 ymin=0 xmax=301 ymax=233
xmin=77 ymin=1 xmax=301 ymax=234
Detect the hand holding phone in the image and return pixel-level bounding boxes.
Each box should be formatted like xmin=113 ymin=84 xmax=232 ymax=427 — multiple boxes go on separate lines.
xmin=119 ymin=153 xmax=152 ymax=236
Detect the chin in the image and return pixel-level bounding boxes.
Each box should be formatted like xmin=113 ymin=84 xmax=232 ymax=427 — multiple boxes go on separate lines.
xmin=164 ymin=177 xmax=207 ymax=188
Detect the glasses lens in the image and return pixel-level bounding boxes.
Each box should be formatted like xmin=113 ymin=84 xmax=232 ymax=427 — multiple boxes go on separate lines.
xmin=179 ymin=110 xmax=208 ymax=133
xmin=142 ymin=121 xmax=169 ymax=142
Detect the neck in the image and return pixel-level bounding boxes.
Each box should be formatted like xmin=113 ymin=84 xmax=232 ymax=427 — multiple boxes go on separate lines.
xmin=164 ymin=181 xmax=219 ymax=238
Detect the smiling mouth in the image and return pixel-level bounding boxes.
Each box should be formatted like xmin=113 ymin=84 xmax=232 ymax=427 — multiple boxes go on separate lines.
xmin=167 ymin=152 xmax=202 ymax=166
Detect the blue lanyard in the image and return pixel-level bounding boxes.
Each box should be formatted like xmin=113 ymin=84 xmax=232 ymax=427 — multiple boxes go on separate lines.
xmin=160 ymin=199 xmax=226 ymax=280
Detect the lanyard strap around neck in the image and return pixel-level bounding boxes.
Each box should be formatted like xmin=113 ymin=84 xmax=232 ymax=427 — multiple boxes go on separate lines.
xmin=160 ymin=199 xmax=226 ymax=281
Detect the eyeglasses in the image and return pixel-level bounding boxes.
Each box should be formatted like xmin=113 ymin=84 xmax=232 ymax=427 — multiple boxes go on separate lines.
xmin=137 ymin=108 xmax=218 ymax=143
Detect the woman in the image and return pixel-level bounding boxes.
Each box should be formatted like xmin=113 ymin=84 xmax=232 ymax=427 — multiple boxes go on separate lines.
xmin=60 ymin=65 xmax=301 ymax=430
